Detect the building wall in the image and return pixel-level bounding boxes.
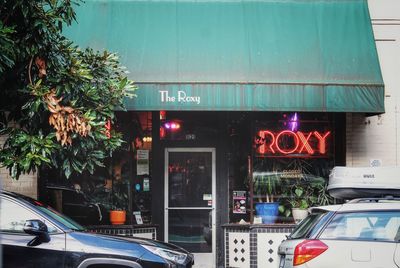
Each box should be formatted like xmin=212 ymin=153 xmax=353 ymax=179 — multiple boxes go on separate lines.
xmin=347 ymin=0 xmax=400 ymax=167
xmin=0 ymin=135 xmax=37 ymax=198
xmin=1 ymin=0 xmax=397 ymax=198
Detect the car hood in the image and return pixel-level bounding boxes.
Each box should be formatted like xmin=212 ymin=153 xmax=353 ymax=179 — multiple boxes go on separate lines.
xmin=66 ymin=230 xmax=189 ymax=258
xmin=94 ymin=231 xmax=189 ymax=252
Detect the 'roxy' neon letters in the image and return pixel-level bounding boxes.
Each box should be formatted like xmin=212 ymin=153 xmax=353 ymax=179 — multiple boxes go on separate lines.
xmin=255 ymin=130 xmax=331 ymax=156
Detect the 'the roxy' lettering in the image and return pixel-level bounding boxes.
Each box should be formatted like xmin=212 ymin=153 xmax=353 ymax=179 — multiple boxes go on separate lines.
xmin=159 ymin=90 xmax=201 ymax=105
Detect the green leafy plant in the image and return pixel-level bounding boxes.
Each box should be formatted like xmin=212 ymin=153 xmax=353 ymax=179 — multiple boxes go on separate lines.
xmin=253 ymin=172 xmax=281 ymax=203
xmin=289 ymin=185 xmax=312 ymax=209
xmin=279 ymin=176 xmax=333 ymax=217
xmin=0 ymin=1 xmax=136 ymax=180
xmin=111 ymin=179 xmax=129 ymax=211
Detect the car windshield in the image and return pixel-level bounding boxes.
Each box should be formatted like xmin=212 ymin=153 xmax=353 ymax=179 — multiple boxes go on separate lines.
xmin=29 ymin=198 xmax=86 ymax=231
xmin=289 ymin=211 xmax=328 ymax=239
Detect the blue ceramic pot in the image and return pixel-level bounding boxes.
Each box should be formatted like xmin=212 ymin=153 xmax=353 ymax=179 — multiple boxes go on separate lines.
xmin=255 ymin=202 xmax=279 ymax=224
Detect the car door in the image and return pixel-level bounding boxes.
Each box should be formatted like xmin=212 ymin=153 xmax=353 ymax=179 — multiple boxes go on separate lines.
xmin=0 ymin=196 xmax=66 ymax=268
xmin=394 ymin=243 xmax=400 ymax=267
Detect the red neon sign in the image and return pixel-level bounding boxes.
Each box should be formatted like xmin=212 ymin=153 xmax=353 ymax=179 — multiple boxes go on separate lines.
xmin=105 ymin=119 xmax=111 ymax=139
xmin=255 ymin=130 xmax=331 ymax=157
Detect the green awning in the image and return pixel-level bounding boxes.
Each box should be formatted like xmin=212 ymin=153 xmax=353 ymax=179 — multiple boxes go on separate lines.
xmin=64 ymin=0 xmax=384 ymax=113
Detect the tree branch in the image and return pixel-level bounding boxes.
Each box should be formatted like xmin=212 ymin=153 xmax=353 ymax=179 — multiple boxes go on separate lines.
xmin=28 ymin=56 xmax=33 ymax=86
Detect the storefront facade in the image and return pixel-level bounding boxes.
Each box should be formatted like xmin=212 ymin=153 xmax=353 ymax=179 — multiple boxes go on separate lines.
xmin=38 ymin=0 xmax=386 ymax=267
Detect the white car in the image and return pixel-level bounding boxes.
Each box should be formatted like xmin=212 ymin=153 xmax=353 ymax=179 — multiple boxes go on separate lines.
xmin=278 ymin=198 xmax=400 ymax=268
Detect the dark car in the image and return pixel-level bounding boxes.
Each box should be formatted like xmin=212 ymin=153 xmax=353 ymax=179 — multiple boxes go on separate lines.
xmin=0 ymin=191 xmax=194 ymax=268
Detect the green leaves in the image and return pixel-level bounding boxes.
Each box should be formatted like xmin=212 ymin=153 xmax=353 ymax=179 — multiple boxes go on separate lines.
xmin=0 ymin=0 xmax=136 ymax=180
xmin=285 ymin=178 xmax=332 ymax=210
xmin=294 ymin=188 xmax=304 ymax=197
xmin=253 ymin=173 xmax=281 ymax=203
xmin=0 ymin=130 xmax=58 ymax=179
xmin=0 ymin=21 xmax=16 ymax=72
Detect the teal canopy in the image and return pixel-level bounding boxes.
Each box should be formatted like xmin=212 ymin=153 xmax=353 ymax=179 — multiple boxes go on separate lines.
xmin=65 ymin=0 xmax=384 ymax=113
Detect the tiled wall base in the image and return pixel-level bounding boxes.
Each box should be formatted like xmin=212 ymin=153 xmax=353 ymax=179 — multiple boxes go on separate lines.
xmin=224 ymin=225 xmax=295 ymax=268
xmin=257 ymin=233 xmax=288 ymax=268
xmin=227 ymin=232 xmax=250 ymax=268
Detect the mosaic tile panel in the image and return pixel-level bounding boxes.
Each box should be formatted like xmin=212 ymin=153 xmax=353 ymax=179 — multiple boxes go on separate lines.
xmin=257 ymin=233 xmax=288 ymax=268
xmin=227 ymin=232 xmax=250 ymax=268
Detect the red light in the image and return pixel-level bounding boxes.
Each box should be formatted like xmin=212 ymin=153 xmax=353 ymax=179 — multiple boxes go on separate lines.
xmin=104 ymin=119 xmax=111 ymax=139
xmin=160 ymin=111 xmax=166 ymax=120
xmin=160 ymin=127 xmax=166 ymax=138
xmin=314 ymin=131 xmax=331 ymax=154
xmin=293 ymin=240 xmax=328 ymax=266
xmin=298 ymin=132 xmax=314 ymax=154
xmin=276 ymin=130 xmax=299 ymax=154
xmin=255 ymin=130 xmax=330 ymax=157
xmin=34 ymin=200 xmax=44 ymax=206
xmin=257 ymin=130 xmax=275 ymax=154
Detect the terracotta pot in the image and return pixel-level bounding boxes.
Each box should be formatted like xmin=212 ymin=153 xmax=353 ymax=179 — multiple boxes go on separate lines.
xmin=109 ymin=210 xmax=126 ymax=225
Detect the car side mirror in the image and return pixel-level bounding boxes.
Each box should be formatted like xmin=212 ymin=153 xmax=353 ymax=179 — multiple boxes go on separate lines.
xmin=24 ymin=219 xmax=50 ymax=246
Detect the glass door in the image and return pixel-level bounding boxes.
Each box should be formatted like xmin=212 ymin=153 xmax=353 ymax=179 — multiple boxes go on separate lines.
xmin=165 ymin=148 xmax=216 ymax=268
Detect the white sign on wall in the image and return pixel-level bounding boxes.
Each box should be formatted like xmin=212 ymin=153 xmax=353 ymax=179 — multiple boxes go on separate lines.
xmin=137 ymin=150 xmax=149 ymax=175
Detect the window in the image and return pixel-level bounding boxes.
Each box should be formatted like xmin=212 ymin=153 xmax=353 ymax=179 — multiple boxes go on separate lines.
xmin=290 ymin=212 xmax=328 ymax=239
xmin=320 ymin=211 xmax=400 ymax=242
xmin=0 ymin=198 xmax=58 ymax=234
xmin=250 ymin=112 xmax=338 ymax=224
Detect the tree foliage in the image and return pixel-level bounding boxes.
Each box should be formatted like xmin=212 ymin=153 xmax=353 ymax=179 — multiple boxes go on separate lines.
xmin=0 ymin=0 xmax=136 ymax=179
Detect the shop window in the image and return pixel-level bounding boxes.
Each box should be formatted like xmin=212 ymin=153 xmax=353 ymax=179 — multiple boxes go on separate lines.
xmin=251 ymin=158 xmax=334 ymax=224
xmin=41 ymin=111 xmax=153 ymax=226
xmin=159 ymin=111 xmax=219 ymax=141
xmin=250 ymin=113 xmax=336 ymax=224
xmin=228 ymin=112 xmax=341 ymax=225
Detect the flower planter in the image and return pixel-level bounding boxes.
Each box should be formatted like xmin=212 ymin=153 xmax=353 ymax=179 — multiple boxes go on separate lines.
xmin=291 ymin=208 xmax=308 ymax=224
xmin=109 ymin=210 xmax=126 ymax=225
xmin=255 ymin=202 xmax=279 ymax=224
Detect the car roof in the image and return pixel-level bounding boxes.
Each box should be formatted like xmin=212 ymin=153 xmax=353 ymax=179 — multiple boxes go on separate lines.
xmin=311 ymin=200 xmax=400 ymax=213
xmin=0 ymin=190 xmax=36 ymax=203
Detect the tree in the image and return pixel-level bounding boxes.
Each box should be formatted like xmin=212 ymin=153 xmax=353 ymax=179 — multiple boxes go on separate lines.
xmin=0 ymin=0 xmax=136 ymax=179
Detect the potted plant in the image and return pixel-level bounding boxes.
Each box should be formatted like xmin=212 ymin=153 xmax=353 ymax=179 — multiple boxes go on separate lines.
xmin=109 ymin=179 xmax=129 ymax=225
xmin=109 ymin=209 xmax=126 ymax=225
xmin=253 ymin=172 xmax=281 ymax=224
xmin=288 ymin=184 xmax=312 ymax=223
xmin=281 ymin=176 xmax=333 ymax=223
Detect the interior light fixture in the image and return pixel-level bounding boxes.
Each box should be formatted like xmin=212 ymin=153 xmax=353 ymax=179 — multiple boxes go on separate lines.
xmin=164 ymin=121 xmax=181 ymax=130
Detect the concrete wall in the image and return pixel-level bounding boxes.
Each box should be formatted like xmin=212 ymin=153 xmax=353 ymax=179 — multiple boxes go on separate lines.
xmin=0 ymin=135 xmax=37 ymax=199
xmin=346 ymin=0 xmax=400 ymax=167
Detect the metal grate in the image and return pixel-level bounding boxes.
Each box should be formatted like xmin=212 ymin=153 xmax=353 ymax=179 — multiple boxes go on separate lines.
xmin=87 ymin=226 xmax=157 ymax=240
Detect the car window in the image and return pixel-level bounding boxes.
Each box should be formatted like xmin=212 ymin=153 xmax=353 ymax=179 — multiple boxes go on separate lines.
xmin=290 ymin=212 xmax=328 ymax=239
xmin=35 ymin=205 xmax=86 ymax=231
xmin=63 ymin=190 xmax=87 ymax=204
xmin=320 ymin=211 xmax=400 ymax=242
xmin=0 ymin=198 xmax=58 ymax=234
